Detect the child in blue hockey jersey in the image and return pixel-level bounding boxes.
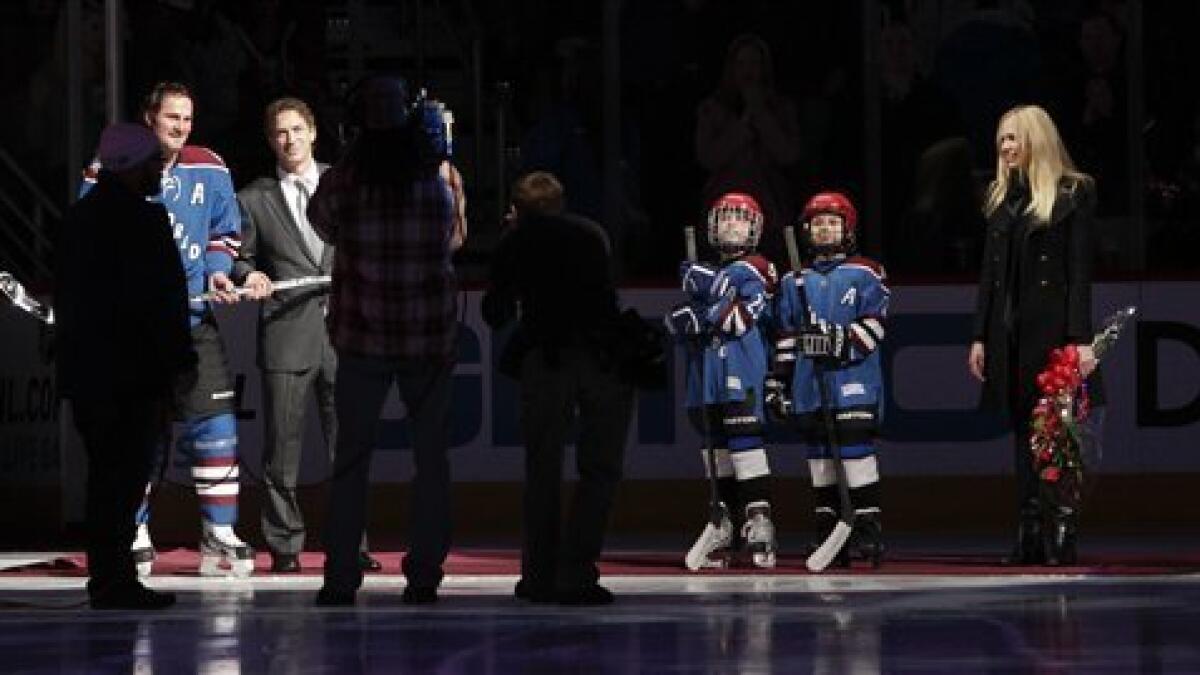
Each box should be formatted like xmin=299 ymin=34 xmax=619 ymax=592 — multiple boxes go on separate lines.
xmin=769 ymin=191 xmax=890 ymax=567
xmin=666 ymin=193 xmax=780 ymax=570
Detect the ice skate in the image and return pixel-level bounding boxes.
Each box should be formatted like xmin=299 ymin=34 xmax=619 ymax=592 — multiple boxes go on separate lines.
xmin=850 ymin=511 xmax=884 ymax=569
xmin=132 ymin=523 xmax=155 ymax=578
xmin=199 ymin=524 xmax=255 ymax=578
xmin=684 ymin=503 xmax=734 ymax=571
xmin=742 ymin=502 xmax=777 ymax=569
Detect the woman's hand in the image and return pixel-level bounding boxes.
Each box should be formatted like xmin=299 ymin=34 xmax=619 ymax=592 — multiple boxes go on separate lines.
xmin=1077 ymin=343 xmax=1097 ymax=378
xmin=968 ymin=341 xmax=986 ymax=382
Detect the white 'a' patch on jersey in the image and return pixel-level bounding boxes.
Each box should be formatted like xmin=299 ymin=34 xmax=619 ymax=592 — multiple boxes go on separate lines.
xmin=191 ymin=183 xmax=205 ymax=205
xmin=840 ymin=287 xmax=857 ymax=305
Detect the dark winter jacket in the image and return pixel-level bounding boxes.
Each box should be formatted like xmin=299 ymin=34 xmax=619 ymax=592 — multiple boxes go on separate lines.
xmin=55 ymin=173 xmax=195 ymax=403
xmin=482 ymin=212 xmax=621 ymax=376
xmin=971 ymin=177 xmax=1104 ymax=413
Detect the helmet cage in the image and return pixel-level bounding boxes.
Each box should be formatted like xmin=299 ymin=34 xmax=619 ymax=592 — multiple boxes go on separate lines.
xmin=707 ymin=194 xmax=763 ymax=254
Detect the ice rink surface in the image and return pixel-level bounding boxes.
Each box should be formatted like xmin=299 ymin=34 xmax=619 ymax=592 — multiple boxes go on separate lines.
xmin=3 ymin=548 xmax=1199 ymax=673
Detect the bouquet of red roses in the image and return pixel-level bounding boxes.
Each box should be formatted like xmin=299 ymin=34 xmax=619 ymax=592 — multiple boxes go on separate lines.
xmin=1030 ymin=307 xmax=1136 ymax=507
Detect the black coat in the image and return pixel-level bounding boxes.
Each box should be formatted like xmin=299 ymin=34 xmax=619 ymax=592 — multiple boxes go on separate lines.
xmin=971 ymin=178 xmax=1104 ymax=413
xmin=55 ymin=174 xmax=194 ymax=402
xmin=482 ymin=213 xmax=621 ymax=375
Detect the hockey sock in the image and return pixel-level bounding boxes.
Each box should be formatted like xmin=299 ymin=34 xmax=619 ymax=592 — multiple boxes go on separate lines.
xmin=729 ymin=447 xmax=770 ymax=507
xmin=699 ymin=447 xmax=739 ymax=511
xmin=844 ymin=455 xmax=881 ymax=518
xmin=133 ymin=436 xmax=170 ymax=526
xmin=808 ymin=458 xmax=839 ymax=527
xmin=203 ymin=522 xmax=247 ymax=546
xmin=183 ymin=413 xmax=240 ymax=526
xmin=134 ymin=482 xmax=153 ymax=525
xmin=132 ymin=522 xmax=153 ymax=550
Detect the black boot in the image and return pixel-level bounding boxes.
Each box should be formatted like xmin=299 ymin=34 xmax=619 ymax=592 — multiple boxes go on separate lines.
xmin=1003 ymin=500 xmax=1045 ymax=565
xmin=1045 ymin=507 xmax=1078 ymax=566
xmin=851 ymin=511 xmax=884 ymax=569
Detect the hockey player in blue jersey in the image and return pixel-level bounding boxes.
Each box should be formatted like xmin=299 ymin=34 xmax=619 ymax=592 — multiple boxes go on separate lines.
xmin=768 ymin=191 xmax=889 ymax=567
xmin=80 ymin=82 xmax=253 ymax=577
xmin=666 ymin=192 xmax=780 ymax=570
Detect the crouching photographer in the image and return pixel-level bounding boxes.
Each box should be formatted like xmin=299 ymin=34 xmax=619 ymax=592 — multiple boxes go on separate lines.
xmin=483 ymin=171 xmax=637 ymax=605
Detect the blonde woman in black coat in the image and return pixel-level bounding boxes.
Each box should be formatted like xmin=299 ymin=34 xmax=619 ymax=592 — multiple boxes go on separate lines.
xmin=968 ymin=104 xmax=1101 ymax=566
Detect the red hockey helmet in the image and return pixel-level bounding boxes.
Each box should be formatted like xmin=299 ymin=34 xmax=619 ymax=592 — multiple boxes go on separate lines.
xmin=707 ymin=192 xmax=763 ymax=255
xmin=800 ymin=191 xmax=858 ymax=254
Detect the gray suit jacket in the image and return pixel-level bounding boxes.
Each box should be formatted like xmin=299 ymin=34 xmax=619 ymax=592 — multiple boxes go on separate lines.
xmin=234 ymin=164 xmax=333 ymax=372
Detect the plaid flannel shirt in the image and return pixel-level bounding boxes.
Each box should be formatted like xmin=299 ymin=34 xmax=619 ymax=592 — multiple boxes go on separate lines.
xmin=308 ymin=163 xmax=459 ymax=361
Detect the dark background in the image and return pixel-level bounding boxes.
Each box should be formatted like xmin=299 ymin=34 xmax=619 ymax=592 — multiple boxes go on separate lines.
xmin=2 ymin=0 xmax=1197 ymax=288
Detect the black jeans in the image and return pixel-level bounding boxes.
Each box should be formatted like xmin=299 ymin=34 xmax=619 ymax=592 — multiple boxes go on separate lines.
xmin=72 ymin=396 xmax=165 ymax=596
xmin=518 ymin=345 xmax=634 ymax=591
xmin=322 ymin=353 xmax=454 ymax=594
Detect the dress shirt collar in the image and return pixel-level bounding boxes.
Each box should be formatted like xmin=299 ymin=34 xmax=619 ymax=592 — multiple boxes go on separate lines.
xmin=277 ymin=160 xmax=320 ymax=191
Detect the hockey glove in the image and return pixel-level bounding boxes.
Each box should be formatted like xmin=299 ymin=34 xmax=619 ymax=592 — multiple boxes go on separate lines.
xmin=680 ymin=262 xmax=718 ymax=301
xmin=763 ymin=375 xmax=792 ymax=420
xmin=665 ymin=303 xmax=705 ymax=338
xmin=799 ymin=320 xmax=851 ymax=363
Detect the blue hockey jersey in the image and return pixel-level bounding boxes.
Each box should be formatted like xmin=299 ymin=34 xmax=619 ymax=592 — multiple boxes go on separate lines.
xmin=775 ymin=256 xmax=890 ymax=424
xmin=81 ymin=146 xmax=241 ymax=326
xmin=674 ymin=254 xmax=778 ymax=410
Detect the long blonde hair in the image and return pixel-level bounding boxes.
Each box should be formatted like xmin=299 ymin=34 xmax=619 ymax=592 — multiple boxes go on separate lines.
xmin=983 ymin=105 xmax=1092 ymax=224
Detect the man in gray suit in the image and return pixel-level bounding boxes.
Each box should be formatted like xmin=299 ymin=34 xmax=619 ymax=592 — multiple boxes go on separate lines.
xmin=235 ymin=97 xmax=379 ymax=573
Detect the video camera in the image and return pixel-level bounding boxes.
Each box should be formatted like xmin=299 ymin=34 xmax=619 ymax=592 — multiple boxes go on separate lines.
xmin=412 ymin=88 xmax=454 ymax=162
xmin=346 ymin=76 xmax=454 ymax=164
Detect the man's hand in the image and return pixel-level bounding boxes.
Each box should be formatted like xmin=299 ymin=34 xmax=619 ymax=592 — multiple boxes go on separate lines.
xmin=243 ymin=271 xmax=274 ymax=300
xmin=207 ymin=272 xmax=240 ymax=304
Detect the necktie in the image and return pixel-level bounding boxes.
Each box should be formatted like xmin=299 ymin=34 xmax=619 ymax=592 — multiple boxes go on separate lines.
xmin=294 ymin=179 xmax=324 ymax=261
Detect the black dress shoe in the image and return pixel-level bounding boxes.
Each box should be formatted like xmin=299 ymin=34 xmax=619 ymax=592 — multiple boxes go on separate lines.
xmin=401 ymin=585 xmax=438 ymax=604
xmin=358 ymin=552 xmax=382 ymax=572
xmin=90 ymin=582 xmax=176 ymax=610
xmin=514 ymin=579 xmax=555 ymax=603
xmin=315 ymin=587 xmax=356 ymax=607
xmin=271 ymin=553 xmax=301 ymax=573
xmin=557 ymin=584 xmax=615 ymax=606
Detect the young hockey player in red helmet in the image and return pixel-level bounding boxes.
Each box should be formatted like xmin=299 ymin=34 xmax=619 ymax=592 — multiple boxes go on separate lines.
xmin=665 ymin=192 xmax=780 ymax=570
xmin=767 ymin=191 xmax=890 ymax=568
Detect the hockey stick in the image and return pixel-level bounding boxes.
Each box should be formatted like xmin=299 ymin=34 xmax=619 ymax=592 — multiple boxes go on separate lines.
xmin=781 ymin=227 xmax=854 ymax=573
xmin=1 ymin=272 xmax=333 ymax=321
xmin=190 ymin=274 xmax=332 ymax=303
xmin=683 ymin=224 xmax=726 ymax=532
xmin=0 ymin=271 xmax=55 ymax=324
